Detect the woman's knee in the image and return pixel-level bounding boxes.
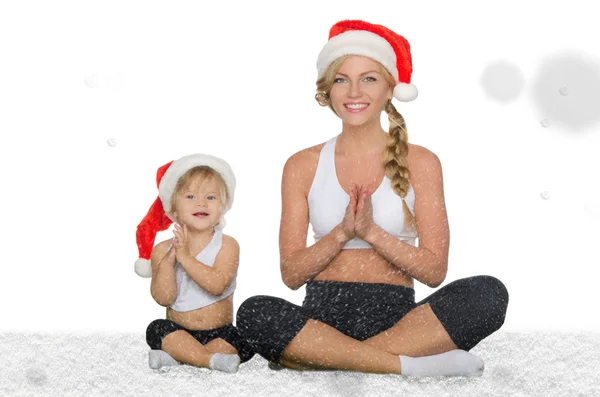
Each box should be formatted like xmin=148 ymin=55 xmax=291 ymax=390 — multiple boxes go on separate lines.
xmin=236 ymin=295 xmax=310 ymax=362
xmin=426 ymin=275 xmax=509 ymax=350
xmin=237 ymin=295 xmax=280 ymax=335
xmin=237 ymin=295 xmax=307 ymax=335
xmin=462 ymin=275 xmax=509 ymax=323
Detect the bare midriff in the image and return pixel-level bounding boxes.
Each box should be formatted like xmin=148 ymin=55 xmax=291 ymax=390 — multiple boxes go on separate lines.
xmin=166 ymin=295 xmax=234 ymax=330
xmin=313 ymin=249 xmax=414 ymax=288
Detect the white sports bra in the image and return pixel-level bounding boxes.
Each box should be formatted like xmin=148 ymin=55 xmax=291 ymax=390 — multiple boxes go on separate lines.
xmin=307 ymin=134 xmax=418 ymax=249
xmin=169 ymin=229 xmax=236 ymax=312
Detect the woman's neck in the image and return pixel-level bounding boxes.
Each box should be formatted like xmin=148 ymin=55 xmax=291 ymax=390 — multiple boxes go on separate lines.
xmin=338 ymin=119 xmax=388 ymax=156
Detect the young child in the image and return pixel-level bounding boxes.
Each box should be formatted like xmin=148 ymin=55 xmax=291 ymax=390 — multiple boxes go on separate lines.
xmin=134 ymin=154 xmax=254 ymax=373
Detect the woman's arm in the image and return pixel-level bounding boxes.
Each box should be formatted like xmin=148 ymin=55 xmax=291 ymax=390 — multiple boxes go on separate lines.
xmin=279 ymin=150 xmax=354 ymax=290
xmin=176 ymin=233 xmax=240 ymax=296
xmin=359 ymin=146 xmax=450 ymax=288
xmin=150 ymin=240 xmax=178 ymax=306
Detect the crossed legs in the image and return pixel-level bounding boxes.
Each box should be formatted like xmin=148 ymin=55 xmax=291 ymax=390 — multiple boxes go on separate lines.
xmin=238 ymin=276 xmax=508 ymax=375
xmin=278 ymin=303 xmax=457 ymax=374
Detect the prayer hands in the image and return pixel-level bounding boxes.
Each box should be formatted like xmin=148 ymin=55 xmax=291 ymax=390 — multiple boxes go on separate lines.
xmin=341 ymin=184 xmax=358 ymax=240
xmin=172 ymin=224 xmax=193 ymax=264
xmin=341 ymin=184 xmax=376 ymax=241
xmin=355 ymin=185 xmax=375 ymax=239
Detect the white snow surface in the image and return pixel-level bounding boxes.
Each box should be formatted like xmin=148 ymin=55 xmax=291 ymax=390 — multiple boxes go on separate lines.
xmin=1 ymin=331 xmax=598 ymax=397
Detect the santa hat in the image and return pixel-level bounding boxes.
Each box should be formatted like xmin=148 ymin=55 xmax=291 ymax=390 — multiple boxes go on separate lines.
xmin=316 ymin=20 xmax=418 ymax=102
xmin=134 ymin=154 xmax=236 ymax=278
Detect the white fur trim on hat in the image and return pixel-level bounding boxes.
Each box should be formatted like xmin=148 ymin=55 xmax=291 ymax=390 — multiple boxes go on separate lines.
xmin=393 ymin=82 xmax=418 ymax=102
xmin=135 ymin=258 xmax=152 ymax=278
xmin=317 ymin=30 xmax=399 ymax=82
xmin=158 ymin=154 xmax=236 ymax=224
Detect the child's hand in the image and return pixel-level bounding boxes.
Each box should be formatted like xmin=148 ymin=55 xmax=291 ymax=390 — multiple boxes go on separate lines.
xmin=166 ymin=244 xmax=177 ymax=264
xmin=172 ymin=224 xmax=193 ymax=264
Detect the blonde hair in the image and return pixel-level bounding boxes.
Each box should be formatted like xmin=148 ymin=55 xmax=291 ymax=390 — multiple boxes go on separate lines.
xmin=170 ymin=166 xmax=228 ymax=216
xmin=315 ymin=55 xmax=416 ymax=232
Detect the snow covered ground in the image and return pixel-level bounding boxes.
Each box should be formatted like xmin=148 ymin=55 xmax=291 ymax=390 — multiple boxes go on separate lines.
xmin=1 ymin=331 xmax=598 ymax=396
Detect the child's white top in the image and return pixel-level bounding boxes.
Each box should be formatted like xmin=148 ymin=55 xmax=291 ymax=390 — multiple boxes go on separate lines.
xmin=170 ymin=229 xmax=236 ymax=312
xmin=307 ymin=134 xmax=418 ymax=249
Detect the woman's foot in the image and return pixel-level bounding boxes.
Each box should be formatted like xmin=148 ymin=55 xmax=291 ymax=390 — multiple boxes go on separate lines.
xmin=400 ymin=349 xmax=484 ymax=377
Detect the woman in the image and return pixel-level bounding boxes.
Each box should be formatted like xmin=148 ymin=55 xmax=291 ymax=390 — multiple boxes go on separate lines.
xmin=237 ymin=20 xmax=508 ymax=377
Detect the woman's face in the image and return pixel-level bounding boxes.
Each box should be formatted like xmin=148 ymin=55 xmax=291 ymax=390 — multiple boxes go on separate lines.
xmin=328 ymin=55 xmax=393 ymax=127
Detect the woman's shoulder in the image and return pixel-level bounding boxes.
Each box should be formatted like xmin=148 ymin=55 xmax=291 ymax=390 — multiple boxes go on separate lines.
xmin=285 ymin=141 xmax=327 ymax=166
xmin=408 ymin=143 xmax=442 ymax=169
xmin=282 ymin=141 xmax=328 ymax=186
xmin=407 ymin=143 xmax=443 ymax=186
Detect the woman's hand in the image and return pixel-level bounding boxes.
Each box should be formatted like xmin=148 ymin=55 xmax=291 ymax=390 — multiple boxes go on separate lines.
xmin=172 ymin=224 xmax=193 ymax=264
xmin=355 ymin=185 xmax=376 ymax=240
xmin=341 ymin=183 xmax=358 ymax=240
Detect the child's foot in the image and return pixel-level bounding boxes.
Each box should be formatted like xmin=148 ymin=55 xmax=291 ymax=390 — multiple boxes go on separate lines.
xmin=400 ymin=349 xmax=484 ymax=377
xmin=209 ymin=353 xmax=241 ymax=373
xmin=148 ymin=350 xmax=179 ymax=369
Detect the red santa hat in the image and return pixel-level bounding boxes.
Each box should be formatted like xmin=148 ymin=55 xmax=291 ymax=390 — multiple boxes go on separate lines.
xmin=134 ymin=154 xmax=236 ymax=278
xmin=316 ymin=20 xmax=418 ymax=102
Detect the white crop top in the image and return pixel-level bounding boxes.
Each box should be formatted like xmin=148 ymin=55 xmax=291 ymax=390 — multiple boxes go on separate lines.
xmin=169 ymin=229 xmax=236 ymax=312
xmin=307 ymin=134 xmax=418 ymax=249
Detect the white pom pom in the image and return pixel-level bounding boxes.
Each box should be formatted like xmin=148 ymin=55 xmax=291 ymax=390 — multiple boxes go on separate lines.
xmin=393 ymin=83 xmax=418 ymax=102
xmin=135 ymin=258 xmax=152 ymax=278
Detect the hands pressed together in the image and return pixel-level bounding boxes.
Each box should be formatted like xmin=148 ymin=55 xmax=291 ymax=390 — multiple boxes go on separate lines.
xmin=341 ymin=183 xmax=377 ymax=241
xmin=171 ymin=223 xmax=193 ymax=264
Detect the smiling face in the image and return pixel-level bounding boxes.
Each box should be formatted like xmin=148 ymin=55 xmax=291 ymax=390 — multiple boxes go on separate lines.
xmin=170 ymin=168 xmax=228 ymax=231
xmin=173 ymin=176 xmax=223 ymax=231
xmin=327 ymin=55 xmax=394 ymax=127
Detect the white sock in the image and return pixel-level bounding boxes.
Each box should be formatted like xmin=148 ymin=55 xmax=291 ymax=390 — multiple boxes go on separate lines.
xmin=399 ymin=350 xmax=484 ymax=377
xmin=209 ymin=353 xmax=241 ymax=373
xmin=149 ymin=350 xmax=179 ymax=369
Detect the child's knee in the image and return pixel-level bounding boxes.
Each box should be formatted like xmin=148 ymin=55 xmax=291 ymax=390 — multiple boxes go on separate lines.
xmin=205 ymin=338 xmax=238 ymax=355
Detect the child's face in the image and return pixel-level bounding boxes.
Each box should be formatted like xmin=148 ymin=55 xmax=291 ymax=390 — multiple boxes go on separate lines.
xmin=172 ymin=176 xmax=223 ymax=231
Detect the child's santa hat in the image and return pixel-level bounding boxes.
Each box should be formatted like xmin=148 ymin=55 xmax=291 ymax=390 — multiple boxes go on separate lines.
xmin=134 ymin=154 xmax=236 ymax=278
xmin=316 ymin=20 xmax=418 ymax=102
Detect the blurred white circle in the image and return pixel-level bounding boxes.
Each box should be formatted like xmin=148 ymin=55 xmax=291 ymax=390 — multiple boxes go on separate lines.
xmin=540 ymin=119 xmax=551 ymax=128
xmin=480 ymin=61 xmax=525 ymax=103
xmin=540 ymin=191 xmax=551 ymax=200
xmin=559 ymin=86 xmax=569 ymax=96
xmin=107 ymin=137 xmax=118 ymax=147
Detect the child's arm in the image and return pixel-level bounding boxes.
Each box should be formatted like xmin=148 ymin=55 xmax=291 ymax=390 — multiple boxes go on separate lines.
xmin=174 ymin=230 xmax=240 ymax=296
xmin=149 ymin=240 xmax=178 ymax=306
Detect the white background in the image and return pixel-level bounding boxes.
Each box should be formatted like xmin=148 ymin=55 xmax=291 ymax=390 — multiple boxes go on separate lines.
xmin=1 ymin=0 xmax=599 ymax=333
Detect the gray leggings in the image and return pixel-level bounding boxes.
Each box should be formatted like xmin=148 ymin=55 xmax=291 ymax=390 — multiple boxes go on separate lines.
xmin=236 ymin=275 xmax=508 ymax=363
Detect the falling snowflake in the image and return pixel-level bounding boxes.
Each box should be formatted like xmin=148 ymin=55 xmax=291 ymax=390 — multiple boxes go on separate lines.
xmin=540 ymin=191 xmax=551 ymax=200
xmin=480 ymin=61 xmax=525 ymax=103
xmin=107 ymin=137 xmax=117 ymax=147
xmin=540 ymin=119 xmax=551 ymax=128
xmin=532 ymin=52 xmax=600 ymax=132
xmin=84 ymin=74 xmax=105 ymax=89
xmin=84 ymin=73 xmax=124 ymax=90
xmin=559 ymin=86 xmax=569 ymax=96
